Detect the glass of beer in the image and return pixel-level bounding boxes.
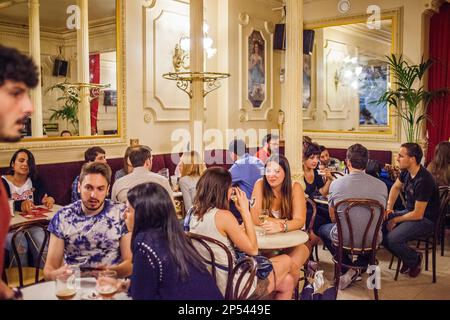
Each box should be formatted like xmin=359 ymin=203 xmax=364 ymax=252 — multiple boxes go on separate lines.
xmin=96 ymin=270 xmax=118 ymax=300
xmin=55 ymin=273 xmax=77 ymax=300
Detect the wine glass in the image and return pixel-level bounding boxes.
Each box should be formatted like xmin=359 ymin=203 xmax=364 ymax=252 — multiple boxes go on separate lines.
xmin=256 ymin=209 xmax=269 ymax=236
xmin=96 ymin=270 xmax=118 ymax=300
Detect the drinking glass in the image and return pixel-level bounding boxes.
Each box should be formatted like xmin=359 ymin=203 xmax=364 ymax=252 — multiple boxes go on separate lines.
xmin=96 ymin=270 xmax=118 ymax=300
xmin=256 ymin=209 xmax=269 ymax=236
xmin=230 ymin=188 xmax=237 ymax=203
xmin=55 ymin=273 xmax=78 ymax=300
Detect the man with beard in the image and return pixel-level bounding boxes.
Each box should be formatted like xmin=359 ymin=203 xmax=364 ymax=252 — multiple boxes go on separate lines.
xmin=44 ymin=162 xmax=132 ymax=280
xmin=0 ymin=45 xmax=37 ymax=299
xmin=255 ymin=133 xmax=280 ymax=164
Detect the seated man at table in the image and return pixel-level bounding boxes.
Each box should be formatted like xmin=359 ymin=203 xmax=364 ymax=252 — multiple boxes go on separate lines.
xmin=111 ymin=145 xmax=172 ymax=203
xmin=228 ymin=139 xmax=264 ymax=222
xmin=44 ymin=162 xmax=132 ymax=280
xmin=318 ymin=144 xmax=387 ymax=289
xmin=255 ymin=133 xmax=280 ymax=164
xmin=383 ymin=143 xmax=439 ymax=278
xmin=71 ymin=146 xmax=107 ymax=202
xmin=319 ymin=145 xmax=341 ymax=170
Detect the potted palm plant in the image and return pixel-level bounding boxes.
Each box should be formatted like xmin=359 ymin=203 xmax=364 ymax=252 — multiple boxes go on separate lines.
xmin=376 ymin=54 xmax=447 ymax=143
xmin=46 ymin=82 xmax=80 ymax=134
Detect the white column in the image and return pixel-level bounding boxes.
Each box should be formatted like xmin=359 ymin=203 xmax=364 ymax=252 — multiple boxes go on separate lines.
xmin=29 ymin=0 xmax=43 ymax=137
xmin=285 ymin=0 xmax=304 ymax=183
xmin=190 ymin=0 xmax=205 ymax=159
xmin=77 ymin=0 xmax=91 ymax=136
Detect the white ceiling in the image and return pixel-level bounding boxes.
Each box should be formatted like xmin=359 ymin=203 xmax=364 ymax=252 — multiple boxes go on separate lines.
xmin=0 ymin=0 xmax=115 ymax=29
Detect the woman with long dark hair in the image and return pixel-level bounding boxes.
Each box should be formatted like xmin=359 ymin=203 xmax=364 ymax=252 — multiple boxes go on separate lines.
xmin=302 ymin=142 xmax=333 ymax=252
xmin=190 ymin=167 xmax=294 ymax=300
xmin=125 ymin=182 xmax=222 ymax=300
xmin=251 ymin=155 xmax=310 ymax=285
xmin=427 ymin=141 xmax=450 ymax=186
xmin=2 ymin=149 xmax=54 ymax=212
xmin=114 ymin=146 xmax=134 ymax=182
xmin=2 ymin=148 xmax=54 ymax=268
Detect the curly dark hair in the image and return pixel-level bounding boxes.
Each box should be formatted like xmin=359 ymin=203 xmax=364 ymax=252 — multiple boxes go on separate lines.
xmin=0 ymin=45 xmax=39 ymax=88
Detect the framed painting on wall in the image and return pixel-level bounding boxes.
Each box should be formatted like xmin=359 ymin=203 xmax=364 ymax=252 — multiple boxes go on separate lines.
xmin=248 ymin=30 xmax=266 ymax=108
xmin=358 ymin=64 xmax=389 ymax=126
xmin=303 ymin=54 xmax=312 ymax=109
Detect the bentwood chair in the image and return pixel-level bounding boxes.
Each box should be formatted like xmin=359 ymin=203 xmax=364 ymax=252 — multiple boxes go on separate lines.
xmin=391 ymin=186 xmax=449 ymax=283
xmin=5 ymin=223 xmax=49 ymax=288
xmin=333 ymin=199 xmax=385 ymax=300
xmin=439 ymin=186 xmax=450 ymax=256
xmin=306 ymin=198 xmax=319 ymax=261
xmin=331 ymin=171 xmax=344 ymax=179
xmin=187 ymin=232 xmax=257 ymax=300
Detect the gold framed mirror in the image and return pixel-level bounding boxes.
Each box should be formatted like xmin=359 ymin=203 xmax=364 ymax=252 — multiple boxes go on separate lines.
xmin=303 ymin=9 xmax=401 ymax=138
xmin=0 ymin=0 xmax=124 ymax=142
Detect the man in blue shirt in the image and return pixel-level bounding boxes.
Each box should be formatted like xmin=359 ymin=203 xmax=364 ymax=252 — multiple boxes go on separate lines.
xmin=228 ymin=139 xmax=264 ymax=222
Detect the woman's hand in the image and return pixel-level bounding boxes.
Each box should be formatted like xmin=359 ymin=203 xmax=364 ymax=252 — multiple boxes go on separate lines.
xmin=323 ymin=168 xmax=333 ymax=180
xmin=42 ymin=194 xmax=55 ymax=209
xmin=261 ymin=220 xmax=283 ymax=234
xmin=234 ymin=187 xmax=249 ymax=214
xmin=20 ymin=200 xmax=36 ymax=213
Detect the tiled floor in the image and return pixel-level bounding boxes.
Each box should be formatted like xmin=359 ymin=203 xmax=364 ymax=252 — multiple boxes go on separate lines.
xmin=311 ymin=233 xmax=450 ymax=300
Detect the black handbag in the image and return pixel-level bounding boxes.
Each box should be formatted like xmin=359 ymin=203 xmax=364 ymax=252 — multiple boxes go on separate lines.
xmin=235 ymin=250 xmax=273 ymax=280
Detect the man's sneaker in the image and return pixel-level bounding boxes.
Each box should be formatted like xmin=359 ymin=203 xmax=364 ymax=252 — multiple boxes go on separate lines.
xmin=338 ymin=269 xmax=362 ymax=290
xmin=408 ymin=252 xmax=423 ymax=278
xmin=400 ymin=262 xmax=410 ymax=274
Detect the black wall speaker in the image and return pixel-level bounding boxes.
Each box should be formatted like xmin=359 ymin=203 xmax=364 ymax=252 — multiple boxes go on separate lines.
xmin=273 ymin=24 xmax=315 ymax=55
xmin=52 ymin=59 xmax=68 ymax=77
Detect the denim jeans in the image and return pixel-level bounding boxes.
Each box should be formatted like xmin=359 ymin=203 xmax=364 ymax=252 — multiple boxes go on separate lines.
xmin=318 ymin=223 xmax=371 ymax=272
xmin=382 ymin=210 xmax=434 ymax=268
xmin=5 ymin=226 xmax=47 ymax=268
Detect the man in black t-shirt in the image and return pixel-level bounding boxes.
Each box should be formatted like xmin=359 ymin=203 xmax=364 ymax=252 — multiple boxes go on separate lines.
xmin=383 ymin=143 xmax=439 ymax=278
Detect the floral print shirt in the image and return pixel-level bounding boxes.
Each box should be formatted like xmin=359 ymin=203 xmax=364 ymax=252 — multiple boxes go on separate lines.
xmin=48 ymin=199 xmax=128 ymax=267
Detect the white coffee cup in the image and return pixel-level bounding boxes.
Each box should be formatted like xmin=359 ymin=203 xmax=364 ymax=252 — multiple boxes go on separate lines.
xmin=8 ymin=199 xmax=14 ymax=217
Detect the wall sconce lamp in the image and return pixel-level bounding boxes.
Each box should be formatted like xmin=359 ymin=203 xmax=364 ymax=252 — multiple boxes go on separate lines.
xmin=164 ymin=23 xmax=229 ymax=99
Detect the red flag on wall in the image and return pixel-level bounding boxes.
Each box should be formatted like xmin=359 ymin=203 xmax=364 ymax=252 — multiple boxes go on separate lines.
xmin=89 ymin=54 xmax=100 ymax=134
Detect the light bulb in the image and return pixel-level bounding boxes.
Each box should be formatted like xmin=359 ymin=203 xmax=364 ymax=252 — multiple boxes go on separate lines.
xmin=180 ymin=37 xmax=190 ymax=51
xmin=203 ymin=22 xmax=209 ymax=34
xmin=203 ymin=37 xmax=213 ymax=50
xmin=344 ymin=70 xmax=353 ymax=79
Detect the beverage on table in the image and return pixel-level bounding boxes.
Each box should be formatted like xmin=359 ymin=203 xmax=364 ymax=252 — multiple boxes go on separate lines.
xmin=96 ymin=270 xmax=118 ymax=299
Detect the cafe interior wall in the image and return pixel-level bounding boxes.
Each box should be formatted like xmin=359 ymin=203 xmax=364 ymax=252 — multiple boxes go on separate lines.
xmin=0 ymin=0 xmax=433 ymax=166
xmin=293 ymin=0 xmax=434 ymax=162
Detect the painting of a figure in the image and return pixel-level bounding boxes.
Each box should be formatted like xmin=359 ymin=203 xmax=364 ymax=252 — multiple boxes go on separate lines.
xmin=359 ymin=64 xmax=389 ymax=125
xmin=248 ymin=31 xmax=265 ymax=108
xmin=303 ymin=54 xmax=312 ymax=109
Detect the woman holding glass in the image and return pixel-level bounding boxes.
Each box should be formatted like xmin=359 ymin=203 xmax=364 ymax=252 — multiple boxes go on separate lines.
xmin=302 ymin=142 xmax=332 ymax=252
xmin=189 ymin=167 xmax=294 ymax=300
xmin=251 ymin=155 xmax=310 ymax=285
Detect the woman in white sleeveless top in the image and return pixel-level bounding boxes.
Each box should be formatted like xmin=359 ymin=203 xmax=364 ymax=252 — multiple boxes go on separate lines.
xmin=190 ymin=167 xmax=294 ymax=300
xmin=251 ymin=155 xmax=310 ymax=286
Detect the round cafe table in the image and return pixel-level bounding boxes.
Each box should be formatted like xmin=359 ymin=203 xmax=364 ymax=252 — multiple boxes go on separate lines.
xmin=21 ymin=277 xmax=131 ymax=300
xmin=256 ymin=227 xmax=309 ymax=250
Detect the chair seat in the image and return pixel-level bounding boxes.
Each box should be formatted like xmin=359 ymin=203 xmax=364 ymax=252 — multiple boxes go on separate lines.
xmin=5 ymin=267 xmax=44 ymax=288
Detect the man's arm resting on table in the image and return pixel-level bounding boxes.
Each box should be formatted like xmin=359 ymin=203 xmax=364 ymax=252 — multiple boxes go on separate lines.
xmin=43 ymin=234 xmax=67 ymax=281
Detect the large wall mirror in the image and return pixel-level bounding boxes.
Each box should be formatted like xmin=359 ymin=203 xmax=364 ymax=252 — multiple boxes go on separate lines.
xmin=0 ymin=0 xmax=123 ymax=141
xmin=303 ymin=10 xmax=400 ymax=136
